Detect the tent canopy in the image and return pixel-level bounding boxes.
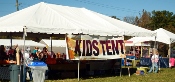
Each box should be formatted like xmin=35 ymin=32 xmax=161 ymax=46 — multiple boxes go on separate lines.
xmin=0 ymin=2 xmax=155 ymax=37
xmin=39 ymin=39 xmax=66 ymax=47
xmin=39 ymin=39 xmax=67 ymax=54
xmin=125 ymin=40 xmax=150 ymax=46
xmin=127 ymin=37 xmax=155 ymax=44
xmin=127 ymin=28 xmax=175 ymax=44
xmin=154 ymin=28 xmax=175 ymax=44
xmin=0 ymin=39 xmax=46 ymax=47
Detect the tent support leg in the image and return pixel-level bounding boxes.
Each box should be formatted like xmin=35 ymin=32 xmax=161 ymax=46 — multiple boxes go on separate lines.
xmin=169 ymin=44 xmax=171 ymax=68
xmin=78 ymin=60 xmax=80 ymax=81
xmin=50 ymin=34 xmax=53 ymax=53
xmin=10 ymin=32 xmax=12 ymax=48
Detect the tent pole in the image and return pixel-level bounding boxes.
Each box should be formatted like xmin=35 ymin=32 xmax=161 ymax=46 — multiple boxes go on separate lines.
xmin=50 ymin=34 xmax=52 ymax=56
xmin=120 ymin=58 xmax=122 ymax=77
xmin=22 ymin=27 xmax=27 ymax=82
xmin=169 ymin=43 xmax=171 ymax=68
xmin=78 ymin=60 xmax=80 ymax=81
xmin=153 ymin=36 xmax=157 ymax=73
xmin=10 ymin=32 xmax=12 ymax=48
xmin=141 ymin=44 xmax=143 ymax=57
xmin=133 ymin=44 xmax=135 ymax=67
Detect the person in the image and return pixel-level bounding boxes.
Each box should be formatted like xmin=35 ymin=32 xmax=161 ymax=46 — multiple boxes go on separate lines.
xmin=40 ymin=47 xmax=48 ymax=62
xmin=0 ymin=45 xmax=7 ymax=60
xmin=8 ymin=47 xmax=16 ymax=61
xmin=32 ymin=47 xmax=39 ymax=60
xmin=32 ymin=47 xmax=38 ymax=55
xmin=170 ymin=48 xmax=175 ymax=69
xmin=148 ymin=49 xmax=159 ymax=73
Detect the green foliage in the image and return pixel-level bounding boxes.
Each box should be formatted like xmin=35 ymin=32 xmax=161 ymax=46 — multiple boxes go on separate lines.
xmin=149 ymin=10 xmax=175 ymax=30
xmin=111 ymin=16 xmax=120 ymax=20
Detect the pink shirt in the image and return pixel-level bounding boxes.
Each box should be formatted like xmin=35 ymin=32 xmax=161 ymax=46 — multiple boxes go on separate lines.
xmin=151 ymin=54 xmax=159 ymax=63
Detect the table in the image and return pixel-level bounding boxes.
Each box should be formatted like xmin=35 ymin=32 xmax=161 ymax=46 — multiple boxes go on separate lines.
xmin=140 ymin=57 xmax=169 ymax=68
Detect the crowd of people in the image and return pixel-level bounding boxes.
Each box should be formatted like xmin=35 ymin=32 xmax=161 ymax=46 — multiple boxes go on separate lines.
xmin=28 ymin=47 xmax=66 ymax=64
xmin=0 ymin=45 xmax=18 ymax=62
xmin=0 ymin=45 xmax=67 ymax=64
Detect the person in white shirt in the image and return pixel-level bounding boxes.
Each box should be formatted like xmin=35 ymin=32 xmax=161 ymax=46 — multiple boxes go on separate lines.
xmin=148 ymin=49 xmax=159 ymax=73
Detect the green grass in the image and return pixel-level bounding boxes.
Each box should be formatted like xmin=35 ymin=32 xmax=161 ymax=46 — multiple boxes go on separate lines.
xmin=44 ymin=68 xmax=175 ymax=82
xmin=1 ymin=68 xmax=175 ymax=82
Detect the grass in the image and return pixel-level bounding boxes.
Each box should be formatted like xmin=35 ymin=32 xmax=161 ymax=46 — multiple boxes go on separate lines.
xmin=44 ymin=68 xmax=175 ymax=82
xmin=1 ymin=68 xmax=175 ymax=82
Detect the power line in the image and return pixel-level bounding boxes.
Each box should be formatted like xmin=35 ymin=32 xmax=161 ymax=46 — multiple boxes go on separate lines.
xmin=0 ymin=3 xmax=14 ymax=4
xmin=73 ymin=0 xmax=140 ymax=14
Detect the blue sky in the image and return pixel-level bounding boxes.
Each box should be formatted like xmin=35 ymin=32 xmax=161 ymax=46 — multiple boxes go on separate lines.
xmin=0 ymin=0 xmax=175 ymax=20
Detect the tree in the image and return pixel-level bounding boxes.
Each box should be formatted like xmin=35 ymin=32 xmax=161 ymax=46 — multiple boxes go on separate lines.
xmin=123 ymin=9 xmax=151 ymax=29
xmin=148 ymin=10 xmax=175 ymax=31
xmin=123 ymin=16 xmax=136 ymax=24
xmin=137 ymin=9 xmax=151 ymax=30
xmin=111 ymin=16 xmax=120 ymax=20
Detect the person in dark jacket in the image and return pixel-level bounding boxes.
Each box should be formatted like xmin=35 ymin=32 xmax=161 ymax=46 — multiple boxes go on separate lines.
xmin=0 ymin=45 xmax=7 ymax=60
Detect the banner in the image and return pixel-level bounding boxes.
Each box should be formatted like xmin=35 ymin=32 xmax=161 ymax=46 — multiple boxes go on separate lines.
xmin=66 ymin=35 xmax=125 ymax=60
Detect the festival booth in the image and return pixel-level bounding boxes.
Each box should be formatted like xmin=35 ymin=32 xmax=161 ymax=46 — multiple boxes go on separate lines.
xmin=129 ymin=28 xmax=175 ymax=68
xmin=0 ymin=2 xmax=156 ymax=81
xmin=124 ymin=37 xmax=153 ymax=67
xmin=125 ymin=37 xmax=153 ymax=59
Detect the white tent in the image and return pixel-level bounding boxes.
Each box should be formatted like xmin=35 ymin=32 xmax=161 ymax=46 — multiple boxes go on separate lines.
xmin=155 ymin=28 xmax=175 ymax=44
xmin=0 ymin=2 xmax=156 ymax=81
xmin=0 ymin=2 xmax=155 ymax=37
xmin=127 ymin=28 xmax=175 ymax=44
xmin=40 ymin=39 xmax=66 ymax=47
xmin=0 ymin=39 xmax=45 ymax=47
xmin=127 ymin=28 xmax=175 ymax=57
xmin=154 ymin=28 xmax=175 ymax=57
xmin=39 ymin=39 xmax=66 ymax=54
xmin=126 ymin=37 xmax=155 ymax=45
xmin=125 ymin=40 xmax=151 ymax=46
xmin=92 ymin=12 xmax=156 ymax=37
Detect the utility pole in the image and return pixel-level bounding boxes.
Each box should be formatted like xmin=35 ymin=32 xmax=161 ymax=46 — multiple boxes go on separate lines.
xmin=16 ymin=0 xmax=19 ymax=11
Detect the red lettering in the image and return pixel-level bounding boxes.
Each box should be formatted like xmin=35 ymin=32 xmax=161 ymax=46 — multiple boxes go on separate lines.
xmin=86 ymin=40 xmax=92 ymax=56
xmin=82 ymin=40 xmax=86 ymax=56
xmin=74 ymin=40 xmax=81 ymax=56
xmin=92 ymin=40 xmax=99 ymax=56
xmin=100 ymin=40 xmax=106 ymax=55
xmin=118 ymin=40 xmax=124 ymax=54
xmin=114 ymin=40 xmax=119 ymax=55
xmin=106 ymin=40 xmax=112 ymax=55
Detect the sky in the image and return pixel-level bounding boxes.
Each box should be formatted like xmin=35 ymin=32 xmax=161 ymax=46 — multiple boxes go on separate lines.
xmin=0 ymin=0 xmax=175 ymax=20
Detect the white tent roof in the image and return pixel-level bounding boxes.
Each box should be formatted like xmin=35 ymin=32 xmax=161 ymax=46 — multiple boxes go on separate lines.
xmin=127 ymin=37 xmax=155 ymax=44
xmin=154 ymin=28 xmax=175 ymax=44
xmin=127 ymin=28 xmax=175 ymax=44
xmin=39 ymin=39 xmax=66 ymax=47
xmin=0 ymin=2 xmax=155 ymax=36
xmin=0 ymin=39 xmax=46 ymax=47
xmin=125 ymin=40 xmax=150 ymax=46
xmin=92 ymin=11 xmax=156 ymax=37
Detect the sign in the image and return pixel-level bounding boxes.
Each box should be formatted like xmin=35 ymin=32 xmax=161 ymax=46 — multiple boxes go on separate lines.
xmin=66 ymin=35 xmax=125 ymax=60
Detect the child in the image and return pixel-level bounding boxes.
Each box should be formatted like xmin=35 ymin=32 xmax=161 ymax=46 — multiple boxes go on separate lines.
xmin=170 ymin=48 xmax=175 ymax=69
xmin=170 ymin=57 xmax=175 ymax=69
xmin=148 ymin=49 xmax=159 ymax=73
